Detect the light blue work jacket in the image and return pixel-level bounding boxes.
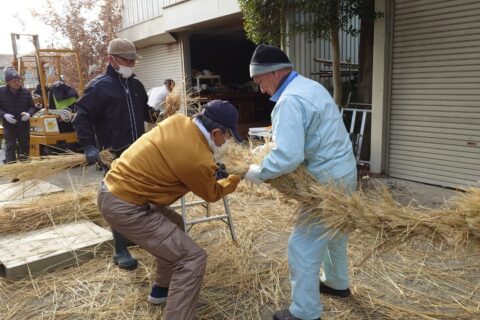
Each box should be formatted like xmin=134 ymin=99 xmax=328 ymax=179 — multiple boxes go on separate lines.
xmin=258 ymin=72 xmax=356 ymax=183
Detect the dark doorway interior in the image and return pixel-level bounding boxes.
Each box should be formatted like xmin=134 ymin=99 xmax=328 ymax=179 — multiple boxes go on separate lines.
xmin=189 ymin=28 xmax=274 ymax=138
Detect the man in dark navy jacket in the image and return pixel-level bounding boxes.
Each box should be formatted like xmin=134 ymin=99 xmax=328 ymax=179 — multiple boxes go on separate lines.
xmin=73 ymin=38 xmax=157 ymax=270
xmin=0 ymin=68 xmax=37 ymax=163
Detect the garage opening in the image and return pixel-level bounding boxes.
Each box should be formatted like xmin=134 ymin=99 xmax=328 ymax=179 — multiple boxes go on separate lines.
xmin=189 ymin=27 xmax=274 ymax=139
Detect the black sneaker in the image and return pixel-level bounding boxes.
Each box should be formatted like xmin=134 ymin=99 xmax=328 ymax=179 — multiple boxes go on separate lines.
xmin=113 ymin=251 xmax=138 ymax=270
xmin=273 ymin=309 xmax=320 ymax=320
xmin=147 ymin=285 xmax=168 ymax=305
xmin=319 ymin=282 xmax=351 ymax=298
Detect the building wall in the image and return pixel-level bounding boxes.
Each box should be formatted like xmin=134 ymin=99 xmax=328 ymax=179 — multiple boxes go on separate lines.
xmin=286 ymin=13 xmax=360 ymax=94
xmin=370 ymin=0 xmax=389 ymax=174
xmin=135 ymin=42 xmax=184 ymax=92
xmin=119 ymin=0 xmax=241 ymax=47
xmin=386 ymin=0 xmax=480 ymax=188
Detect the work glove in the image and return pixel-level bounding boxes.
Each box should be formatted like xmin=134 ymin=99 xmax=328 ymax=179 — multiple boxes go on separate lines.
xmin=215 ymin=162 xmax=229 ymax=180
xmin=21 ymin=112 xmax=30 ymax=121
xmin=84 ymin=145 xmax=100 ymax=165
xmin=244 ymin=164 xmax=263 ymax=185
xmin=3 ymin=113 xmax=17 ymax=124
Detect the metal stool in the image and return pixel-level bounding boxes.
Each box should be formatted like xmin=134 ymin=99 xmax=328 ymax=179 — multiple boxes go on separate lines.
xmin=170 ymin=195 xmax=237 ymax=241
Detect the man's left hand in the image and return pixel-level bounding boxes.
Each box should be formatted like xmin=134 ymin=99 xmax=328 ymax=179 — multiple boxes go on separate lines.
xmin=21 ymin=112 xmax=30 ymax=122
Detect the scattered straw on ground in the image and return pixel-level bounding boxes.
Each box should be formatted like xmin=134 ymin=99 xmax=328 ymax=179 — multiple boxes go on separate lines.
xmin=0 ymin=150 xmax=114 ymax=182
xmin=1 ymin=184 xmax=479 ymax=319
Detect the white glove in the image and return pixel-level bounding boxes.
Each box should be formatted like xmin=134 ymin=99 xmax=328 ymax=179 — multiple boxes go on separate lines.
xmin=21 ymin=112 xmax=30 ymax=121
xmin=3 ymin=113 xmax=17 ymax=124
xmin=244 ymin=164 xmax=263 ymax=185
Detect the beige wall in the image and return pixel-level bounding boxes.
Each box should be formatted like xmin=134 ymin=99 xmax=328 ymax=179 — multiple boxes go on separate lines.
xmin=118 ymin=0 xmax=240 ymax=48
xmin=370 ymin=0 xmax=388 ymax=173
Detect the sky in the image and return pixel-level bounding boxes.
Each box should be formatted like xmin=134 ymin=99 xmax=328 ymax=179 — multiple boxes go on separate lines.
xmin=0 ymin=1 xmax=56 ymax=54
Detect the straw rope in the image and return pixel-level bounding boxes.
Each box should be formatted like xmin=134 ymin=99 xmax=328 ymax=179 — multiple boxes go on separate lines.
xmin=216 ymin=141 xmax=480 ymax=247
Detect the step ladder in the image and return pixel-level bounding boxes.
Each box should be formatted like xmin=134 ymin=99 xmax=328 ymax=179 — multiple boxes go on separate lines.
xmin=340 ymin=105 xmax=371 ymax=165
xmin=171 ymin=195 xmax=237 ymax=241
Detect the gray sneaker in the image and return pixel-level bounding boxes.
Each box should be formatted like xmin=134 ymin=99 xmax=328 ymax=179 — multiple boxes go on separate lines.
xmin=273 ymin=309 xmax=320 ymax=320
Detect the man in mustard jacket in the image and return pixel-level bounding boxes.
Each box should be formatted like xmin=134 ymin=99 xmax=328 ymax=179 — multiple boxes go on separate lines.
xmin=97 ymin=100 xmax=242 ymax=320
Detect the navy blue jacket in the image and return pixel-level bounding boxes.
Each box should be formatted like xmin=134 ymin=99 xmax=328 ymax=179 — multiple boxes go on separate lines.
xmin=0 ymin=85 xmax=36 ymax=129
xmin=73 ymin=64 xmax=156 ymax=155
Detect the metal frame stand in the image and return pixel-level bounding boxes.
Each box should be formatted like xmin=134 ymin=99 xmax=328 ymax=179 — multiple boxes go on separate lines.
xmin=170 ymin=195 xmax=237 ymax=241
xmin=340 ymin=106 xmax=371 ymax=165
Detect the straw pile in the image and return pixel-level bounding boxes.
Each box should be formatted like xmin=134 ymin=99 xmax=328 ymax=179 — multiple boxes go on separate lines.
xmin=0 ymin=150 xmax=114 ymax=182
xmin=0 ymin=188 xmax=101 ymax=236
xmin=215 ymin=141 xmax=480 ymax=247
xmin=1 ymin=187 xmax=479 ymax=319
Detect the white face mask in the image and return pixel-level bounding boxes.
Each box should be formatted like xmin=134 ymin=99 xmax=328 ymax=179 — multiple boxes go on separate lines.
xmin=113 ymin=57 xmax=134 ymax=78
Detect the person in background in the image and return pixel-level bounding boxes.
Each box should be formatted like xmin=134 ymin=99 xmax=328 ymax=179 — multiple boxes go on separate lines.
xmin=48 ymin=80 xmax=79 ymax=112
xmin=244 ymin=44 xmax=357 ymax=320
xmin=0 ymin=68 xmax=38 ymax=163
xmin=147 ymin=78 xmax=175 ymax=112
xmin=73 ymin=38 xmax=158 ymax=270
xmin=98 ymin=100 xmax=242 ymax=320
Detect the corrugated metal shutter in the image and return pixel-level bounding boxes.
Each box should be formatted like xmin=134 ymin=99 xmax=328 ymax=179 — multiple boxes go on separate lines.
xmin=388 ymin=0 xmax=480 ymax=188
xmin=135 ymin=42 xmax=183 ymax=92
xmin=287 ymin=12 xmax=359 ymax=90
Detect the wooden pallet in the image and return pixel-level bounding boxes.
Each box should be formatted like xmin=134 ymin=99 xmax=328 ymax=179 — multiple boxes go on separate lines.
xmin=0 ymin=221 xmax=112 ymax=280
xmin=0 ymin=180 xmax=64 ymax=205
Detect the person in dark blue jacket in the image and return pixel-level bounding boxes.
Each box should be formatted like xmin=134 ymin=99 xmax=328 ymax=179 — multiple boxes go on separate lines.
xmin=0 ymin=68 xmax=37 ymax=163
xmin=73 ymin=38 xmax=158 ymax=270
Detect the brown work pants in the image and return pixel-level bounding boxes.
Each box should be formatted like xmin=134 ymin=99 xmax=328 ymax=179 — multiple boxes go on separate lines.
xmin=98 ymin=183 xmax=207 ymax=320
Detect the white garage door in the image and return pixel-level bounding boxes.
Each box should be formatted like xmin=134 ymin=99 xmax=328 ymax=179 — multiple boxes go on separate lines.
xmin=135 ymin=42 xmax=183 ymax=92
xmin=388 ymin=0 xmax=480 ymax=188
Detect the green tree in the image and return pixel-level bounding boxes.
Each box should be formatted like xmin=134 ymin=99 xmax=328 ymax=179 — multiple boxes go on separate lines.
xmin=239 ymin=0 xmax=379 ymax=105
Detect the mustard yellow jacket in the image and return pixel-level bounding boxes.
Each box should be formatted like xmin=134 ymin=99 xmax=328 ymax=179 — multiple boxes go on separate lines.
xmin=105 ymin=114 xmax=240 ymax=206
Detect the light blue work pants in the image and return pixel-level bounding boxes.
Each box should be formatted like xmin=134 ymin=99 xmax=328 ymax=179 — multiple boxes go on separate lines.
xmin=288 ymin=168 xmax=357 ymax=320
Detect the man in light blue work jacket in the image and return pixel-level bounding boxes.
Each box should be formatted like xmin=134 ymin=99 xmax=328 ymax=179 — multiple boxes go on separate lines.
xmin=244 ymin=44 xmax=358 ymax=320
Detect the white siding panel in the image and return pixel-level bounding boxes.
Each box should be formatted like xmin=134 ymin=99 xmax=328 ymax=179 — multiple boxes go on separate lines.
xmin=122 ymin=0 xmax=163 ymax=29
xmin=134 ymin=43 xmax=183 ymax=91
xmin=388 ymin=0 xmax=480 ymax=189
xmin=287 ymin=11 xmax=360 ymax=90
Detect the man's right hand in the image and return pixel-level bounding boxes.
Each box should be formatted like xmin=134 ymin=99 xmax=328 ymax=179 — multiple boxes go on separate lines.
xmin=84 ymin=145 xmax=100 ymax=165
xmin=3 ymin=113 xmax=17 ymax=124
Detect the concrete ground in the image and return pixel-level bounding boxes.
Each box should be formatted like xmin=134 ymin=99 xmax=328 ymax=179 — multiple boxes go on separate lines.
xmin=375 ymin=176 xmax=458 ymax=208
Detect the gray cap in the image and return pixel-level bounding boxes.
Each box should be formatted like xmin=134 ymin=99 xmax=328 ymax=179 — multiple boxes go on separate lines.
xmin=107 ymin=38 xmax=142 ymax=60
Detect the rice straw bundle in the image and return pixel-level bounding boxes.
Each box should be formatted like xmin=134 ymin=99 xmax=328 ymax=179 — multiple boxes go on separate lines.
xmin=0 ymin=188 xmax=101 ymax=235
xmin=451 ymin=188 xmax=480 ymax=237
xmin=218 ymin=141 xmax=480 ymax=246
xmin=215 ymin=141 xmax=254 ymax=175
xmin=99 ymin=149 xmax=116 ymax=167
xmin=0 ymin=150 xmax=114 ymax=182
xmin=163 ymin=88 xmax=182 ymax=119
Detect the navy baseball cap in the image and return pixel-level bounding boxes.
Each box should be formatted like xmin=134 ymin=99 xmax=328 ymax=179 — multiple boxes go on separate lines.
xmin=5 ymin=68 xmax=21 ymax=82
xmin=203 ymin=100 xmax=243 ymax=142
